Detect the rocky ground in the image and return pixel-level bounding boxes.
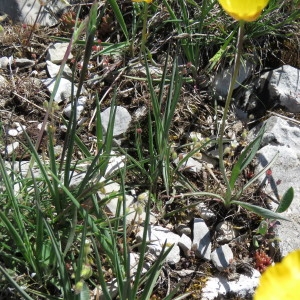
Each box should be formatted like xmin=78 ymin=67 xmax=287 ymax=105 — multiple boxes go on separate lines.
xmin=0 ymin=1 xmax=300 ymax=299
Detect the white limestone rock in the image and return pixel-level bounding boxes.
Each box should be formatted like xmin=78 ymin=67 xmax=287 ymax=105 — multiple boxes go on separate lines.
xmin=215 ymin=221 xmax=239 ymax=244
xmin=63 ymin=96 xmax=87 ymax=120
xmin=260 ymin=65 xmax=300 ymax=112
xmin=174 ymin=154 xmax=203 ymax=173
xmin=101 ymin=106 xmax=132 ymax=138
xmin=46 ymin=43 xmax=73 ymax=64
xmin=136 ymin=225 xmax=181 ymax=264
xmin=178 ymin=233 xmax=192 ymax=257
xmin=0 ymin=57 xmax=9 ymax=69
xmin=201 ymin=269 xmax=260 ymax=300
xmin=250 ymin=115 xmax=300 ymax=257
xmin=211 ymin=244 xmax=233 ymax=271
xmin=41 ymin=77 xmax=86 ymax=103
xmin=0 ymin=0 xmax=70 ymax=26
xmin=193 ymin=218 xmax=211 ymax=260
xmin=2 ymin=142 xmax=19 ymax=155
xmin=46 ymin=60 xmax=73 ymax=78
xmin=212 ymin=60 xmax=256 ymax=99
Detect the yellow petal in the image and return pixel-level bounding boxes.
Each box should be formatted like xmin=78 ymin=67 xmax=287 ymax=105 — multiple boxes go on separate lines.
xmin=254 ymin=250 xmax=300 ymax=300
xmin=218 ymin=0 xmax=270 ymax=22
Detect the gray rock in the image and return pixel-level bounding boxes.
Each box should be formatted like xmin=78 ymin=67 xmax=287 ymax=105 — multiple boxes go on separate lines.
xmin=11 ymin=161 xmax=41 ymax=178
xmin=67 ymin=152 xmax=126 ymax=189
xmin=101 ymin=106 xmax=132 ymax=138
xmin=174 ymin=224 xmax=192 ymax=237
xmin=250 ymin=116 xmax=300 ymax=257
xmin=14 ymin=58 xmax=35 ymax=68
xmin=2 ymin=142 xmax=19 ymax=155
xmin=12 ymin=122 xmax=26 ymax=133
xmin=133 ymin=106 xmax=147 ymax=120
xmin=212 ymin=60 xmax=256 ymax=99
xmin=201 ymin=269 xmax=260 ymax=300
xmin=97 ymin=278 xmax=119 ymax=300
xmin=0 ymin=0 xmax=70 ymax=26
xmin=46 ymin=43 xmax=73 ymax=64
xmin=127 ymin=63 xmax=163 ymax=78
xmin=197 ymin=202 xmax=216 ymax=221
xmin=63 ymin=96 xmax=87 ymax=120
xmin=210 ymin=244 xmax=233 ymax=271
xmin=7 ymin=129 xmax=19 ymax=137
xmin=0 ymin=57 xmax=9 ymax=69
xmin=68 ymin=172 xmax=86 ymax=190
xmin=102 ymin=183 xmax=133 ymax=217
xmin=174 ymin=154 xmax=203 ymax=173
xmin=136 ymin=225 xmax=181 ymax=264
xmin=193 ymin=218 xmax=211 ymax=260
xmin=37 ymin=122 xmax=49 ymax=131
xmin=41 ymin=77 xmax=86 ymax=103
xmin=258 ymin=115 xmax=300 ymax=148
xmin=178 ymin=234 xmax=192 ymax=256
xmin=104 ymin=152 xmax=125 ymax=177
xmin=260 ymin=65 xmax=300 ymax=112
xmin=46 ymin=60 xmax=73 ymax=78
xmin=105 ymin=190 xmax=157 ymax=225
xmin=129 ymin=252 xmax=151 ymax=278
xmin=215 ymin=221 xmax=238 ymax=244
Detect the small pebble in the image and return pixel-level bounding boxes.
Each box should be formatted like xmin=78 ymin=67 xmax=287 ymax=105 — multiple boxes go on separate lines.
xmin=3 ymin=142 xmax=19 ymax=155
xmin=7 ymin=129 xmax=19 ymax=137
xmin=0 ymin=57 xmax=9 ymax=69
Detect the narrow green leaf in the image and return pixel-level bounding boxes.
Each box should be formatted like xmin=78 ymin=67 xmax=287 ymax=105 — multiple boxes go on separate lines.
xmin=43 ymin=219 xmax=72 ymax=298
xmin=0 ymin=265 xmax=34 ymax=300
xmin=257 ymin=220 xmax=268 ymax=235
xmin=241 ymin=151 xmax=278 ymax=192
xmin=207 ymin=29 xmax=236 ymax=73
xmin=229 ymin=124 xmax=265 ymax=189
xmin=107 ymin=0 xmax=129 ymax=40
xmin=232 ymin=200 xmax=290 ymax=221
xmin=168 ymin=292 xmax=194 ymax=300
xmin=276 ymin=187 xmax=294 ymax=213
xmin=79 ymin=282 xmax=90 ymax=300
xmin=0 ymin=211 xmax=29 ymax=261
xmin=91 ymin=237 xmax=112 ymax=300
xmin=140 ymin=242 xmax=173 ymax=300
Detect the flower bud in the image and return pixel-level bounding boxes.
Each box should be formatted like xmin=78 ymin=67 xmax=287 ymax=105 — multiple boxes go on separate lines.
xmin=80 ymin=264 xmax=92 ymax=280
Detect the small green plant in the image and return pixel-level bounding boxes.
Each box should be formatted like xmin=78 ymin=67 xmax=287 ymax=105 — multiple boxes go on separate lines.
xmin=0 ymin=2 xmax=188 ymax=299
xmin=215 ymin=1 xmax=294 ymax=218
xmin=0 ymin=0 xmax=299 ymax=298
xmin=252 ymin=219 xmax=280 ymax=248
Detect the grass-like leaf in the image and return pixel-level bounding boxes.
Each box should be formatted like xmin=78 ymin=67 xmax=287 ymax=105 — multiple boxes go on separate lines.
xmin=276 ymin=187 xmax=294 ymax=213
xmin=0 ymin=265 xmax=34 ymax=300
xmin=43 ymin=218 xmax=73 ymax=299
xmin=107 ymin=0 xmax=129 ymax=40
xmin=232 ymin=200 xmax=290 ymax=221
xmin=229 ymin=124 xmax=265 ymax=190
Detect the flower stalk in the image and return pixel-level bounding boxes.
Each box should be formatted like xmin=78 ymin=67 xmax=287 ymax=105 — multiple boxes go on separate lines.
xmin=140 ymin=2 xmax=149 ymax=60
xmin=218 ymin=21 xmax=245 ymax=206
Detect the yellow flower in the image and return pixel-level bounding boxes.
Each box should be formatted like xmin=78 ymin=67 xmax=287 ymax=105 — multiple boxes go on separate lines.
xmin=132 ymin=0 xmax=152 ymax=3
xmin=218 ymin=0 xmax=270 ymax=22
xmin=254 ymin=250 xmax=300 ymax=300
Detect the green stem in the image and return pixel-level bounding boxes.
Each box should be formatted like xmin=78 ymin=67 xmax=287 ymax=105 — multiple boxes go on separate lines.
xmin=139 ymin=3 xmax=149 ymax=61
xmin=218 ymin=21 xmax=245 ymax=206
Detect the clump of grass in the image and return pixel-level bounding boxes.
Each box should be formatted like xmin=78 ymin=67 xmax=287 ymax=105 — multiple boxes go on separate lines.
xmin=0 ymin=0 xmax=299 ymax=299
